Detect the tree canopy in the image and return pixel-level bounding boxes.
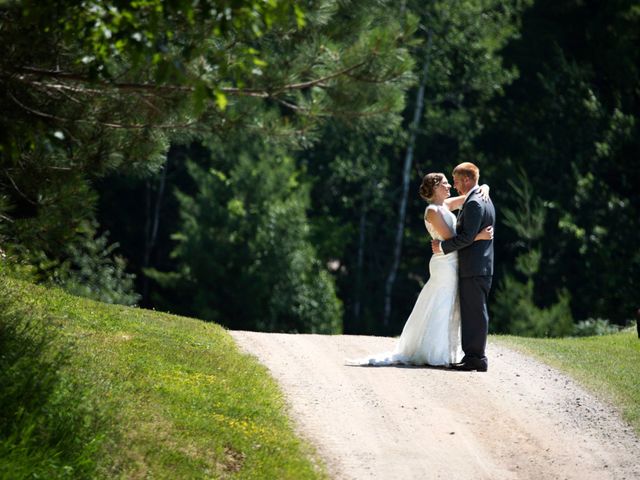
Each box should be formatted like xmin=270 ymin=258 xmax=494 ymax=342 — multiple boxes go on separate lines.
xmin=1 ymin=0 xmax=638 ymax=335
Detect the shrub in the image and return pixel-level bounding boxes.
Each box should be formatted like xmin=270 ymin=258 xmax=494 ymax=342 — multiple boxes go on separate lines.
xmin=0 ymin=220 xmax=140 ymax=306
xmin=572 ymin=318 xmax=620 ymax=337
xmin=52 ymin=221 xmax=140 ymax=306
xmin=492 ymin=275 xmax=574 ymax=337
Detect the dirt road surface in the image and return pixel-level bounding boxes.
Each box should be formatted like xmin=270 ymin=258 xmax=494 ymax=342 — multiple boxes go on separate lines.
xmin=230 ymin=332 xmax=639 ymax=480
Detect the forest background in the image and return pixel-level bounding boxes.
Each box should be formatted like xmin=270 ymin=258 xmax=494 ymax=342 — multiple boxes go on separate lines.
xmin=1 ymin=0 xmax=638 ymax=338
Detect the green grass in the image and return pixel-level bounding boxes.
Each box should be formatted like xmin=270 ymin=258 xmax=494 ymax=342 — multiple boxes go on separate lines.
xmin=7 ymin=273 xmax=638 ymax=478
xmin=0 ymin=276 xmax=327 ymax=479
xmin=494 ymin=331 xmax=640 ymax=434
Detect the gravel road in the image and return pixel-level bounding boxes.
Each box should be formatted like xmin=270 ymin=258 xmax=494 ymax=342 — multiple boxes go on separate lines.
xmin=230 ymin=332 xmax=639 ymax=480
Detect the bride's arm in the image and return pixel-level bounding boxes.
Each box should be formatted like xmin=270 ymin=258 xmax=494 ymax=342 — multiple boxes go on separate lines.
xmin=444 ymin=184 xmax=490 ymax=211
xmin=443 ymin=194 xmax=465 ymax=212
xmin=474 ymin=226 xmax=494 ymax=241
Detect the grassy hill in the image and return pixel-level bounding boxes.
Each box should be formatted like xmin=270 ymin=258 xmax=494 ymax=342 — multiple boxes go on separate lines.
xmin=0 ymin=276 xmax=327 ymax=479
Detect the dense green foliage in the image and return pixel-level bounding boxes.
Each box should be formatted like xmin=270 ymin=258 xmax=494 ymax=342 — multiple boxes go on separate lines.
xmin=0 ymin=275 xmax=327 ymax=479
xmin=1 ymin=0 xmax=414 ymax=329
xmin=1 ymin=0 xmax=638 ymax=335
xmin=147 ymin=138 xmax=342 ymax=332
xmin=492 ymin=172 xmax=574 ymax=337
xmin=302 ymin=126 xmax=399 ymax=333
xmin=311 ymin=0 xmax=531 ymax=332
xmin=482 ymin=0 xmax=640 ymax=330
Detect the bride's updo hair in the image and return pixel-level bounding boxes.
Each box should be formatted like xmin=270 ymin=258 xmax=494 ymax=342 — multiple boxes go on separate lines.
xmin=419 ymin=173 xmax=445 ymax=202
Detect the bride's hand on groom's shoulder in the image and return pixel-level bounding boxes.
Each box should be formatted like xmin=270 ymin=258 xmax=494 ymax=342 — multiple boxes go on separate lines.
xmin=479 ymin=184 xmax=490 ymax=201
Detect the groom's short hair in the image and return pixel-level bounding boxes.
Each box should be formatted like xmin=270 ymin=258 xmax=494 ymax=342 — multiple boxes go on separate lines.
xmin=453 ymin=162 xmax=479 ymax=182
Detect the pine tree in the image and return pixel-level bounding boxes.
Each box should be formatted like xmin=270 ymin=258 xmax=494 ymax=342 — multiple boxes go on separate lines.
xmin=0 ymin=1 xmax=415 ymax=304
xmin=491 ymin=171 xmax=573 ymax=337
xmin=147 ymin=138 xmax=342 ymax=332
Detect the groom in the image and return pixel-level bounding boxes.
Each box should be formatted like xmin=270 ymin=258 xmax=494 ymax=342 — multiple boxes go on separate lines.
xmin=431 ymin=162 xmax=495 ymax=372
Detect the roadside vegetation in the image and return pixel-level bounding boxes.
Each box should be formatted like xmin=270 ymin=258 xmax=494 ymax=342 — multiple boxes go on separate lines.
xmin=0 ymin=275 xmax=326 ymax=479
xmin=495 ymin=330 xmax=640 ymax=435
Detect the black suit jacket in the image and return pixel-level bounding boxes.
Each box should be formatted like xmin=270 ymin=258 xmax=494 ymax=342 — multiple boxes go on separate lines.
xmin=441 ymin=188 xmax=495 ymax=277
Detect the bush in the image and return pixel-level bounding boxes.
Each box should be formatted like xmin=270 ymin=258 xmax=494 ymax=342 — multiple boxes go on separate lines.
xmin=572 ymin=318 xmax=620 ymax=337
xmin=0 ymin=246 xmax=39 ymax=282
xmin=52 ymin=221 xmax=140 ymax=306
xmin=0 ymin=220 xmax=140 ymax=306
xmin=492 ymin=275 xmax=574 ymax=337
xmin=0 ymin=280 xmax=104 ymax=479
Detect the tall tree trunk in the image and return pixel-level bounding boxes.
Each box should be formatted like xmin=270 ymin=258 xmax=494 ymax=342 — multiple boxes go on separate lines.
xmin=383 ymin=30 xmax=433 ymax=327
xmin=353 ymin=199 xmax=368 ymax=325
xmin=142 ymin=159 xmax=168 ymax=302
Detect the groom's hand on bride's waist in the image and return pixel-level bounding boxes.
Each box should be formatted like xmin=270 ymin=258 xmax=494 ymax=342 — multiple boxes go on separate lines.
xmin=431 ymin=240 xmax=442 ymax=254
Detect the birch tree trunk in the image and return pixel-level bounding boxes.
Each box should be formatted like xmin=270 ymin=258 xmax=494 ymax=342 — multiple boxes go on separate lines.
xmin=353 ymin=200 xmax=368 ymax=324
xmin=383 ymin=30 xmax=432 ymax=326
xmin=142 ymin=159 xmax=168 ymax=302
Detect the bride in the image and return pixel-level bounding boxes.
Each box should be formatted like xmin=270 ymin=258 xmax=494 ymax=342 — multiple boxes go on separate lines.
xmin=348 ymin=172 xmax=493 ymax=367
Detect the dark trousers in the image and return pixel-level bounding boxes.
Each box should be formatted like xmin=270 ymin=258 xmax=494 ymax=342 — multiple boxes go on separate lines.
xmin=459 ymin=276 xmax=492 ymax=362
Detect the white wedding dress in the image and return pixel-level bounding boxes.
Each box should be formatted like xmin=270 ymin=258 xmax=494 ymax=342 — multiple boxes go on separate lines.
xmin=348 ymin=205 xmax=462 ymax=366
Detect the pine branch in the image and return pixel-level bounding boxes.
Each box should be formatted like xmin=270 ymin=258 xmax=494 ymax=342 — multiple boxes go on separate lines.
xmin=4 ymin=169 xmax=37 ymax=205
xmin=9 ymin=91 xmax=195 ymax=130
xmin=11 ymin=58 xmax=390 ymax=129
xmin=274 ymin=97 xmax=394 ymax=118
xmin=344 ymin=70 xmax=409 ymax=85
xmin=14 ymin=61 xmax=370 ymax=98
xmin=267 ymin=61 xmax=369 ymax=94
xmin=8 ymin=90 xmax=67 ymax=122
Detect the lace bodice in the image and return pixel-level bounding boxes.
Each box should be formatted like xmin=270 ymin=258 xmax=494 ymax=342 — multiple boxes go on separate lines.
xmin=424 ymin=205 xmax=456 ymax=241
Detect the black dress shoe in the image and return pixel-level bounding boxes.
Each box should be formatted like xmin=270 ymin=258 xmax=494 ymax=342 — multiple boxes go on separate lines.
xmin=450 ymin=361 xmax=488 ymax=372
